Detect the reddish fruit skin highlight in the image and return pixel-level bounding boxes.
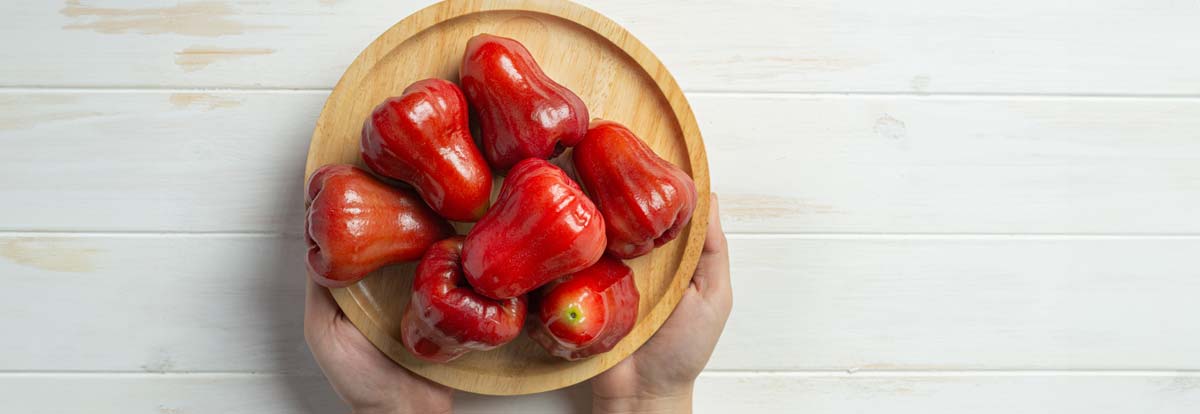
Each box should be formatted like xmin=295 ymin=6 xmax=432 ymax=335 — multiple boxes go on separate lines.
xmin=460 ymin=33 xmax=589 ymax=171
xmin=361 ymin=78 xmax=492 ymax=222
xmin=462 ymin=158 xmax=606 ymax=299
xmin=400 ymin=237 xmax=527 ymax=362
xmin=304 ymin=164 xmax=454 ymax=288
xmin=530 ymin=256 xmax=640 ymax=361
xmin=572 ymin=120 xmax=698 ymax=259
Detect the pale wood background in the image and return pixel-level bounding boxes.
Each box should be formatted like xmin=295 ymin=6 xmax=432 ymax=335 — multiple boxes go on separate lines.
xmin=2 ymin=0 xmax=1199 ymax=412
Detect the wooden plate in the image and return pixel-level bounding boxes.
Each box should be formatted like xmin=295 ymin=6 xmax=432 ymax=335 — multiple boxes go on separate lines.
xmin=303 ymin=0 xmax=709 ymax=395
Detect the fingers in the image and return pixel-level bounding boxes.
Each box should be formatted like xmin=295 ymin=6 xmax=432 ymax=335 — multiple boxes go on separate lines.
xmin=693 ymin=193 xmax=732 ymax=310
xmin=702 ymin=193 xmax=728 ymax=255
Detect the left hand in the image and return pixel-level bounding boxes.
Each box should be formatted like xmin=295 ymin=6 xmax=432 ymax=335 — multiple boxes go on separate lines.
xmin=304 ymin=278 xmax=454 ymax=414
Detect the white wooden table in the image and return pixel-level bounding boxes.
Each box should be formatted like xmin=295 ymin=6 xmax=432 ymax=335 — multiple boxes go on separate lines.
xmin=2 ymin=1 xmax=1199 ymax=412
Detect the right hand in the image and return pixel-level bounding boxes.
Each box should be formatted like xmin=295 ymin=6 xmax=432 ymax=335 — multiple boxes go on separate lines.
xmin=590 ymin=193 xmax=734 ymax=413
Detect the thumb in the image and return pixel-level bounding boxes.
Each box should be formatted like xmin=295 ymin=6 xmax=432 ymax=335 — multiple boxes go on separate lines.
xmin=304 ymin=276 xmax=338 ymax=344
xmin=692 ymin=193 xmax=731 ymax=307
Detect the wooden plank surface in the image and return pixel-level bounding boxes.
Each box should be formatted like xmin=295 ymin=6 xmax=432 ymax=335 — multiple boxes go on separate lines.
xmin=4 ymin=92 xmax=1199 ymax=234
xmin=2 ymin=373 xmax=1197 ymax=414
xmin=2 ymin=1 xmax=1199 ymax=94
xmin=701 ymin=94 xmax=1200 ymax=234
xmin=4 ymin=0 xmax=1200 ymax=411
xmin=0 ymin=92 xmax=316 ymax=233
xmin=3 ymin=234 xmax=1198 ymax=372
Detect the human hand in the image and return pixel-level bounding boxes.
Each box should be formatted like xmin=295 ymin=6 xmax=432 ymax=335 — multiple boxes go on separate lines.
xmin=304 ymin=278 xmax=454 ymax=414
xmin=590 ymin=193 xmax=734 ymax=414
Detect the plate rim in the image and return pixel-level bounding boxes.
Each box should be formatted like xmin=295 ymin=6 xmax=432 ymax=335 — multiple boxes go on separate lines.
xmin=304 ymin=0 xmax=711 ymax=395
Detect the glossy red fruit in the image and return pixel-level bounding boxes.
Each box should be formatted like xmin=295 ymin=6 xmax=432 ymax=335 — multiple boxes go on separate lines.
xmin=304 ymin=164 xmax=454 ymax=288
xmin=460 ymin=33 xmax=589 ymax=171
xmin=573 ymin=120 xmax=698 ymax=259
xmin=462 ymin=158 xmax=606 ymax=299
xmin=400 ymin=237 xmax=527 ymax=362
xmin=361 ymin=78 xmax=492 ymax=222
xmin=529 ymin=256 xmax=639 ymax=361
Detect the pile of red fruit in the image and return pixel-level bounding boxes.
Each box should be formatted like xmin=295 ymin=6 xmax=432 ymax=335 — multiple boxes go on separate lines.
xmin=305 ymin=34 xmax=698 ymax=362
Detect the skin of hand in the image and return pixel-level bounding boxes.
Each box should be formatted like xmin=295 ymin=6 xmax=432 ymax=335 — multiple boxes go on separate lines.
xmin=590 ymin=193 xmax=734 ymax=414
xmin=304 ymin=278 xmax=454 ymax=414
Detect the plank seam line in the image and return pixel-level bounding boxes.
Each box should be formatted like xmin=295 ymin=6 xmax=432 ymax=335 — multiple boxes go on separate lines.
xmin=4 ymin=86 xmax=1200 ymax=100
xmin=688 ymin=91 xmax=1200 ymax=100
xmin=1 ymin=370 xmax=1199 ymax=378
xmin=728 ymin=233 xmax=1200 ymax=240
xmin=2 ymin=231 xmax=1200 ymax=240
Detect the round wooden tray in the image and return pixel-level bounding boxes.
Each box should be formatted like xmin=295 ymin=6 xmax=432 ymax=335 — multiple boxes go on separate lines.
xmin=303 ymin=0 xmax=709 ymax=395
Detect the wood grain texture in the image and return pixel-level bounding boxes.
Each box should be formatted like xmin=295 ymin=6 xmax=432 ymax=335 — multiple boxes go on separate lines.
xmin=4 ymin=92 xmax=1200 ymax=234
xmin=3 ymin=1 xmax=1200 ymax=94
xmin=4 ymin=234 xmax=1200 ymax=372
xmin=3 ymin=373 xmax=1199 ymax=414
xmin=0 ymin=92 xmax=316 ymax=233
xmin=303 ymin=0 xmax=709 ymax=395
xmin=0 ymin=234 xmax=316 ymax=374
xmin=697 ymin=95 xmax=1200 ymax=234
